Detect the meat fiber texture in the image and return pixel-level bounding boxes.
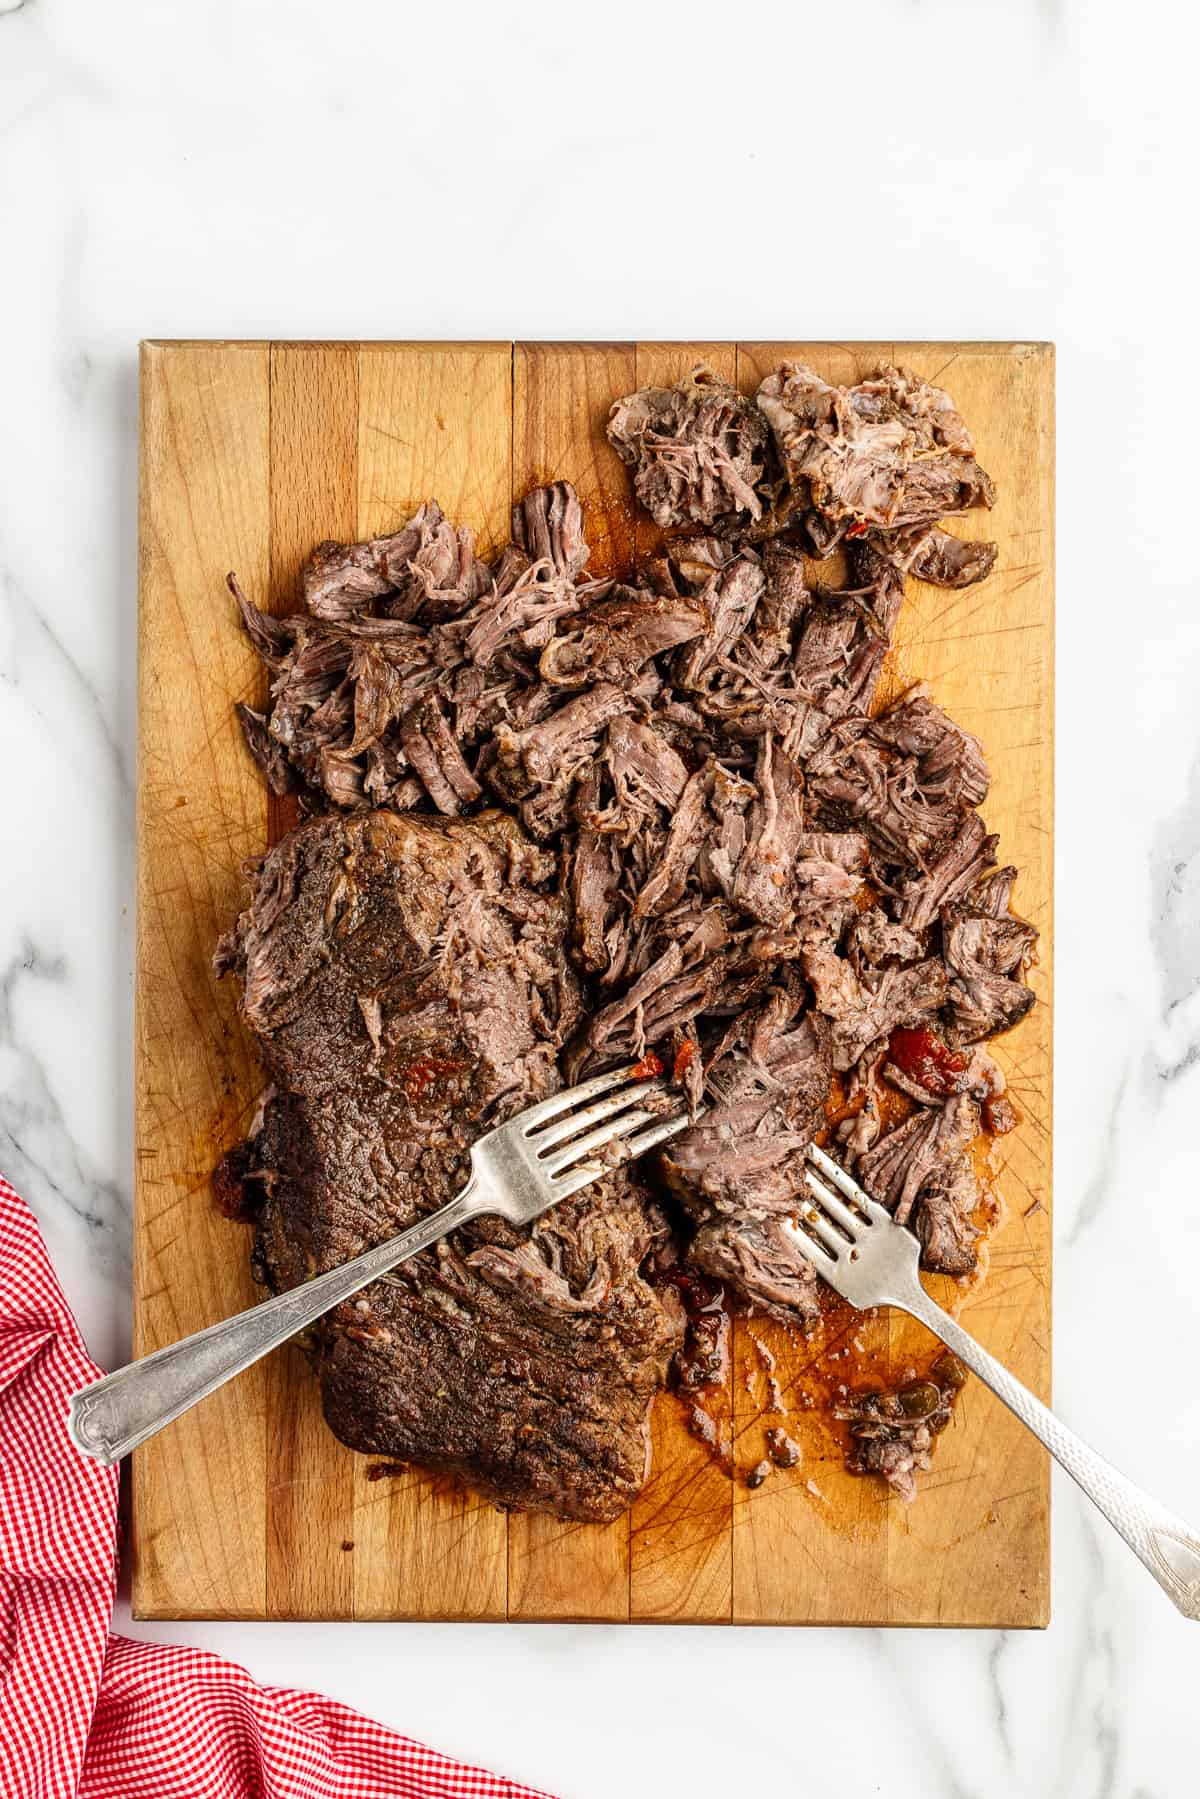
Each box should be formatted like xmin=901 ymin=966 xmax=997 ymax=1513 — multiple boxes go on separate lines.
xmin=219 ymin=362 xmax=1037 ymax=1513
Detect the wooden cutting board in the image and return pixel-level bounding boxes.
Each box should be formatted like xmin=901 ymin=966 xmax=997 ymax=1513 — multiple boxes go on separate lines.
xmin=134 ymin=340 xmax=1054 ymax=1626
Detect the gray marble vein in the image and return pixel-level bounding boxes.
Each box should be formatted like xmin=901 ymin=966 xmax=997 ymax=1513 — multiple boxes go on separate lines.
xmin=1055 ymin=1511 xmax=1121 ymax=1799
xmin=1067 ymin=1056 xmax=1130 ymax=1244
xmin=1 ymin=561 xmax=133 ymax=800
xmin=0 ymin=935 xmax=128 ymax=1263
xmin=987 ymin=1634 xmax=1013 ymax=1763
xmin=1152 ymin=751 xmax=1200 ymax=1085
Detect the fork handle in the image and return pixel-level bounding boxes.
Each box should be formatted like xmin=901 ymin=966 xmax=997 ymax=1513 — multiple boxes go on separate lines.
xmin=902 ymin=1285 xmax=1200 ymax=1619
xmin=67 ymin=1181 xmax=484 ymax=1467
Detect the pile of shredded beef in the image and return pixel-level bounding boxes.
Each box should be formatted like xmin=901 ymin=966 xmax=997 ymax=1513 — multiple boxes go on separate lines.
xmin=229 ymin=360 xmax=1037 ymax=1497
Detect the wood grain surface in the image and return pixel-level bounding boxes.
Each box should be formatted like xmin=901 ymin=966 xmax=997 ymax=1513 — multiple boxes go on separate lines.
xmin=134 ymin=340 xmax=1054 ymax=1625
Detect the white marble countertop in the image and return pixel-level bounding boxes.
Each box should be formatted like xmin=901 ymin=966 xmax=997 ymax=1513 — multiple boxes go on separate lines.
xmin=3 ymin=0 xmax=1199 ymax=1792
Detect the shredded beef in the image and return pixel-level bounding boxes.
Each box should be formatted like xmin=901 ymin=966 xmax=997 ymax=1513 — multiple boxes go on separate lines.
xmin=540 ymin=588 xmax=706 ymax=689
xmin=607 ymin=364 xmax=769 ymax=528
xmin=511 ymin=479 xmax=589 ymax=579
xmin=906 ymin=525 xmax=999 ymax=589
xmin=220 ymin=361 xmax=1038 ymax=1515
xmin=756 ymin=362 xmax=996 ymax=531
xmin=942 ymin=899 xmax=1037 ymax=1044
xmin=304 ymin=501 xmax=492 ymax=623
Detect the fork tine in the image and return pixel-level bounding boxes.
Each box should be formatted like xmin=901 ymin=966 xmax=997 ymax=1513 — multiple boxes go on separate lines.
xmin=516 ymin=1065 xmax=657 ymax=1134
xmin=542 ymin=1160 xmax=612 ymax=1201
xmin=617 ymin=1110 xmax=695 ymax=1160
xmin=543 ymin=1105 xmax=693 ymax=1198
xmin=797 ymin=1195 xmax=849 ymax=1257
xmin=780 ymin=1218 xmax=836 ymax=1271
xmin=808 ymin=1143 xmax=892 ymax=1225
xmin=543 ymin=1107 xmax=661 ymax=1175
xmin=528 ymin=1080 xmax=668 ymax=1152
xmin=808 ymin=1142 xmax=867 ymax=1204
xmin=803 ymin=1168 xmax=867 ymax=1238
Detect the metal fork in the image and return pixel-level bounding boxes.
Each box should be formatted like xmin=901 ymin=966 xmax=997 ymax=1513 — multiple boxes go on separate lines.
xmin=67 ymin=1065 xmax=690 ymax=1469
xmin=789 ymin=1143 xmax=1200 ymax=1619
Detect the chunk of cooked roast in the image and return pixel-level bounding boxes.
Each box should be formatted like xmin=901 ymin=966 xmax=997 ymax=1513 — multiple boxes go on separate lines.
xmin=511 ymin=479 xmax=590 ymax=579
xmin=941 ymin=897 xmax=1037 ymax=1044
xmin=847 ymin=906 xmax=925 ymax=982
xmin=230 ymin=485 xmax=593 ymax=817
xmin=895 ymin=812 xmax=1000 ymax=931
xmin=215 ymin=808 xmax=682 ymax=1521
xmin=688 ymin=1216 xmax=823 ymax=1324
xmin=304 ymin=500 xmax=492 ymax=622
xmin=732 ymin=736 xmax=808 ymax=926
xmin=850 ymin=524 xmax=998 ymax=593
xmin=565 ymin=908 xmax=741 ymax=1075
xmin=805 ymin=687 xmax=990 ymax=881
xmin=491 ymin=682 xmax=633 ymax=810
xmin=582 ymin=717 xmax=690 ymax=843
xmin=848 ymin=1086 xmax=982 ymax=1273
xmin=756 ymin=361 xmax=996 ymax=532
xmin=661 ymin=1006 xmax=834 ymax=1325
xmin=234 ymin=701 xmax=298 ymax=797
xmin=868 ymin=688 xmax=989 ymax=810
xmin=539 ymin=587 xmax=706 ymax=688
xmin=607 ymin=364 xmax=770 ymax=529
xmin=803 ymin=940 xmax=949 ymax=1073
xmin=398 ymin=693 xmax=482 ymax=815
xmin=672 ymin=548 xmax=766 ymax=691
xmin=904 ymin=524 xmax=999 ymax=589
xmin=834 ymin=1022 xmax=1023 ymax=1279
xmin=790 ymin=592 xmax=883 ymax=719
xmin=916 ymin=1156 xmax=981 ymax=1274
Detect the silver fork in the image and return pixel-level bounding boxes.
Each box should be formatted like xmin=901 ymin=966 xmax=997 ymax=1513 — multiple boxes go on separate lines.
xmin=67 ymin=1064 xmax=690 ymax=1469
xmin=790 ymin=1143 xmax=1200 ymax=1619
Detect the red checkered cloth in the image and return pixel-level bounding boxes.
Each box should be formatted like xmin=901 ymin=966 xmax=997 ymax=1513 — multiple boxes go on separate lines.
xmin=0 ymin=1174 xmax=554 ymax=1799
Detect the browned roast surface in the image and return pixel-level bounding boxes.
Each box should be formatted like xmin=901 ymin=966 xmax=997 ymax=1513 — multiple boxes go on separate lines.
xmin=216 ymin=807 xmax=682 ymax=1521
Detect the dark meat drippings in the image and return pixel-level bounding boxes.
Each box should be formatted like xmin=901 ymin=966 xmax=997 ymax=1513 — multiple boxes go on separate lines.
xmin=649 ymin=1258 xmax=731 ymax=1394
xmin=837 ymin=1351 xmax=967 ymax=1503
